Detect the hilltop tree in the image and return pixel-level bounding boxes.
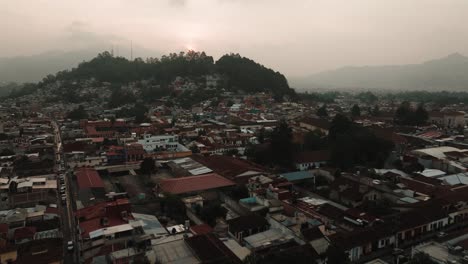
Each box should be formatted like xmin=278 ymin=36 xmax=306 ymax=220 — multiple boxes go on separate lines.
xmin=216 ymin=53 xmax=295 ymax=99
xmin=45 ymin=51 xmax=296 ymax=101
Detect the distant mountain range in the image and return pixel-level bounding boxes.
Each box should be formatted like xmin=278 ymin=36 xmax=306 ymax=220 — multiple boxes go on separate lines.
xmin=291 ymin=53 xmax=468 ymax=91
xmin=0 ymin=46 xmax=159 ymax=84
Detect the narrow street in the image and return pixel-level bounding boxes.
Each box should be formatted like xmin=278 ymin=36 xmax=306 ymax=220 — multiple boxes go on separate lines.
xmin=53 ymin=120 xmax=79 ymax=263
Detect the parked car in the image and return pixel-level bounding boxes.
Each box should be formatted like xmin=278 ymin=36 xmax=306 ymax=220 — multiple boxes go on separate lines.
xmin=67 ymin=241 xmax=74 ymax=251
xmin=437 ymin=232 xmax=448 ymax=238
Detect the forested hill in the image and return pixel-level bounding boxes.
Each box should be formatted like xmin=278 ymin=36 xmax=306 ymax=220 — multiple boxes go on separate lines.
xmin=43 ymin=51 xmax=295 ymax=98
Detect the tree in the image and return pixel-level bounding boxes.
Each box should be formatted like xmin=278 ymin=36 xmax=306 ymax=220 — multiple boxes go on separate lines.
xmin=356 ymin=91 xmax=378 ymax=104
xmin=226 ymin=148 xmax=239 ymax=156
xmin=351 ymin=104 xmax=361 ymax=117
xmin=317 ymin=104 xmax=328 ymax=117
xmin=108 ymin=88 xmax=136 ymax=108
xmin=199 ymin=204 xmax=227 ymax=226
xmin=0 ymin=149 xmax=15 ymax=156
xmin=159 ymin=193 xmax=186 ymax=221
xmin=328 ymin=114 xmax=353 ymax=141
xmin=394 ymin=101 xmax=428 ymax=126
xmin=270 ymin=120 xmax=294 ymax=169
xmin=140 ymin=157 xmax=156 ymax=178
xmin=256 ymin=128 xmax=266 ymax=144
xmin=230 ymin=185 xmax=250 ymax=200
xmin=325 ymin=245 xmax=349 ymax=264
xmin=116 ymin=105 xmax=148 ymax=123
xmin=371 ymin=105 xmax=380 ymax=116
xmin=408 ymin=252 xmax=437 ymax=264
xmin=328 ymin=114 xmax=394 ymax=169
xmin=67 ymin=105 xmax=88 ymax=120
xmin=303 ymin=130 xmax=326 ymax=151
xmin=190 ymin=145 xmax=200 ymax=154
xmin=414 ymin=103 xmax=428 ymax=125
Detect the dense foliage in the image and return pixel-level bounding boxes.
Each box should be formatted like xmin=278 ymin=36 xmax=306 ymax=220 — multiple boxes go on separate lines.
xmin=316 ymin=104 xmax=328 ymax=117
xmin=328 ymin=114 xmax=394 ymax=169
xmin=351 ymin=104 xmax=361 ymax=117
xmin=67 ymin=105 xmax=88 ymax=120
xmin=394 ymin=101 xmax=428 ymax=126
xmin=42 ymin=51 xmax=295 ymax=99
xmin=356 ymin=91 xmax=378 ymax=104
xmin=216 ymin=54 xmax=295 ymax=99
xmin=4 ymin=83 xmax=38 ymax=99
xmin=245 ymin=120 xmax=295 ymax=169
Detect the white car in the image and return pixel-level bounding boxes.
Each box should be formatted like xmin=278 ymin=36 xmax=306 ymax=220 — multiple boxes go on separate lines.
xmin=67 ymin=241 xmax=74 ymax=251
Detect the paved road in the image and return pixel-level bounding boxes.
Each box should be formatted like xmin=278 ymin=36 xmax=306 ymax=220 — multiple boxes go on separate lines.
xmin=53 ymin=121 xmax=79 ymax=263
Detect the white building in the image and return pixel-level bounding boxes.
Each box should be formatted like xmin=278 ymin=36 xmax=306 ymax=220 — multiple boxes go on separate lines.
xmin=137 ymin=134 xmax=179 ymax=152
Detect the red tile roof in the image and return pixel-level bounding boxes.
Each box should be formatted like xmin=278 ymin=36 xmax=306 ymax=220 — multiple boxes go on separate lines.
xmin=191 ymin=155 xmax=265 ymax=181
xmin=76 ymin=168 xmax=105 ymax=190
xmin=79 ymin=217 xmax=129 ymax=239
xmin=159 ymin=173 xmax=235 ymax=195
xmin=14 ymin=227 xmax=36 ymax=240
xmin=0 ymin=223 xmax=8 ymax=234
xmin=190 ymin=224 xmax=213 ymax=235
xmin=75 ymin=199 xmax=133 ymax=239
xmin=75 ymin=198 xmax=131 ymax=220
xmin=299 ymin=117 xmax=331 ymax=130
xmin=45 ymin=207 xmax=59 ymax=215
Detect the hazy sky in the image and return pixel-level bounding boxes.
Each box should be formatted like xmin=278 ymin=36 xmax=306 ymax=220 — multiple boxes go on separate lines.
xmin=2 ymin=0 xmax=468 ymax=75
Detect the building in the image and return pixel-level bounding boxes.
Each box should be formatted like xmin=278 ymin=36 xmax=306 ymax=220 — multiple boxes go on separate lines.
xmin=137 ymin=134 xmax=179 ymax=153
xmin=75 ymin=168 xmax=105 ymax=203
xmin=299 ymin=118 xmax=330 ymax=135
xmin=429 ymin=110 xmax=465 ymax=128
xmin=293 ymin=150 xmax=331 ymax=171
xmin=227 ymin=214 xmax=270 ymax=243
xmin=157 ymin=173 xmax=235 ymax=197
xmin=75 ymin=199 xmax=149 ymax=262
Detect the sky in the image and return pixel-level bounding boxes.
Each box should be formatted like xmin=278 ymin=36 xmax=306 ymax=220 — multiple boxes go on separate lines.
xmin=1 ymin=0 xmax=468 ymax=76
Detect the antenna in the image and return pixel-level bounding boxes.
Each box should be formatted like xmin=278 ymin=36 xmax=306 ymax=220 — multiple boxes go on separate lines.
xmin=131 ymin=41 xmax=133 ymax=61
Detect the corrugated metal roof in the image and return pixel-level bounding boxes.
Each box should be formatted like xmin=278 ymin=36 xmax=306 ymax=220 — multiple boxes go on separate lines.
xmin=280 ymin=171 xmax=315 ymax=182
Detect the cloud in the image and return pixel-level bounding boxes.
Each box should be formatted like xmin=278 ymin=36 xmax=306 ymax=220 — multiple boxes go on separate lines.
xmin=65 ymin=21 xmax=123 ymax=46
xmin=169 ymin=0 xmax=187 ymax=6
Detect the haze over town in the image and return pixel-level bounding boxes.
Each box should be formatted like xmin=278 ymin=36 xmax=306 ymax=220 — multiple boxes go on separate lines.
xmin=2 ymin=1 xmax=468 ymax=264
xmin=3 ymin=0 xmax=468 ymax=76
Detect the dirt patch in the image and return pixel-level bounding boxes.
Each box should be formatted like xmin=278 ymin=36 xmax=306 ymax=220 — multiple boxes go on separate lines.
xmin=115 ymin=174 xmax=152 ymax=198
